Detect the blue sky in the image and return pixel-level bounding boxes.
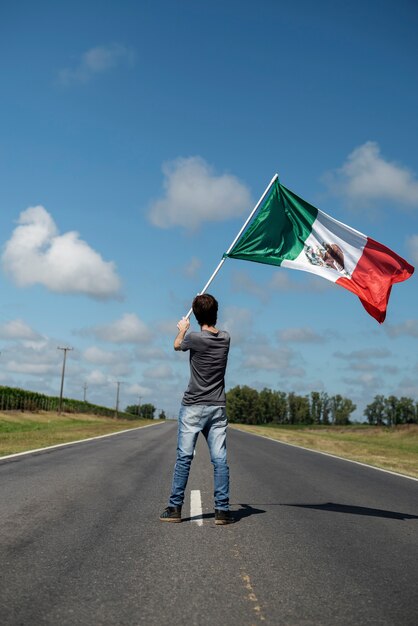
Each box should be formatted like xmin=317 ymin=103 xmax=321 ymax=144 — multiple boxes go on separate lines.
xmin=0 ymin=0 xmax=417 ymax=419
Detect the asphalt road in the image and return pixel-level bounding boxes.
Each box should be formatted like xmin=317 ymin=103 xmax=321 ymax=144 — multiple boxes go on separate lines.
xmin=0 ymin=421 xmax=417 ymax=625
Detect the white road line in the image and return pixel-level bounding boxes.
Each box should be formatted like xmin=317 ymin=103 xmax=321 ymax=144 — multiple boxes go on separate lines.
xmin=0 ymin=422 xmax=165 ymax=463
xmin=233 ymin=427 xmax=418 ymax=483
xmin=190 ymin=489 xmax=203 ymax=525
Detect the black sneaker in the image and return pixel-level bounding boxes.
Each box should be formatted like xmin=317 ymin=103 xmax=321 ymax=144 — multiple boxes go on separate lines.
xmin=159 ymin=506 xmax=182 ymax=523
xmin=215 ymin=509 xmax=234 ymax=525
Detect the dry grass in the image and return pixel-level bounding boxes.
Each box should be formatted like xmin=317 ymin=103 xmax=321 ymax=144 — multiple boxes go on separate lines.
xmin=0 ymin=411 xmax=156 ymax=456
xmin=230 ymin=423 xmax=418 ymax=479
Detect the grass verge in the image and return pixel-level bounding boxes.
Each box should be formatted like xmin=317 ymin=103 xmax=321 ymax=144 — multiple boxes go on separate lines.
xmin=0 ymin=411 xmax=157 ymax=457
xmin=230 ymin=423 xmax=418 ymax=479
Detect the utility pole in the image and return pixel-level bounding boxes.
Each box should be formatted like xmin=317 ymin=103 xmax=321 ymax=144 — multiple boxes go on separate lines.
xmin=138 ymin=395 xmax=142 ymax=417
xmin=57 ymin=347 xmax=73 ymax=414
xmin=83 ymin=383 xmax=88 ymax=403
xmin=115 ymin=381 xmax=121 ymax=419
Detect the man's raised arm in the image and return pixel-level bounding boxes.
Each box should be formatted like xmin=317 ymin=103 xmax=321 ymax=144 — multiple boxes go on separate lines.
xmin=174 ymin=317 xmax=190 ymax=351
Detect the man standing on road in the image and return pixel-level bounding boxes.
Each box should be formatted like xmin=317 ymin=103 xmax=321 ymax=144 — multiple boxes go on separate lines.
xmin=160 ymin=294 xmax=233 ymax=525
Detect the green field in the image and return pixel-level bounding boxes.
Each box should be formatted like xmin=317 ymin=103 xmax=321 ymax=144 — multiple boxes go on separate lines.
xmin=0 ymin=411 xmax=156 ymax=457
xmin=230 ymin=423 xmax=418 ymax=479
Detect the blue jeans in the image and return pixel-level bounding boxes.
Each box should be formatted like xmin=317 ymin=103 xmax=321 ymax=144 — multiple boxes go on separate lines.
xmin=169 ymin=404 xmax=230 ymax=511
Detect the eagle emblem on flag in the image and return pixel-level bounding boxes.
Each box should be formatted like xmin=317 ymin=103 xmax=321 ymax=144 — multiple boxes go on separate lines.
xmin=305 ymin=243 xmax=351 ymax=278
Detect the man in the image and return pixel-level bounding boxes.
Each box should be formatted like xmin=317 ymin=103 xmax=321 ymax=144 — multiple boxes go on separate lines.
xmin=160 ymin=293 xmax=233 ymax=525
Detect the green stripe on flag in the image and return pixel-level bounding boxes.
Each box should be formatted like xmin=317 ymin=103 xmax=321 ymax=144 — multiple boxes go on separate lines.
xmin=225 ymin=181 xmax=318 ymax=266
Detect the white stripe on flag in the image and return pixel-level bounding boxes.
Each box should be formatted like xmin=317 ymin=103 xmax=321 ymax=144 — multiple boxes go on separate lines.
xmin=282 ymin=208 xmax=367 ymax=283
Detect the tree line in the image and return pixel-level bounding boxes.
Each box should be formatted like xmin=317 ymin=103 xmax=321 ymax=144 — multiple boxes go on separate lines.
xmin=2 ymin=384 xmax=416 ymax=426
xmin=226 ymin=386 xmax=418 ymax=425
xmin=364 ymin=395 xmax=418 ymax=426
xmin=125 ymin=404 xmax=166 ymax=420
xmin=226 ymin=386 xmax=356 ymax=425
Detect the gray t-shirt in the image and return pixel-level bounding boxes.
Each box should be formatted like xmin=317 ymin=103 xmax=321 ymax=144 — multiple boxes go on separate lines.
xmin=180 ymin=330 xmax=230 ymax=406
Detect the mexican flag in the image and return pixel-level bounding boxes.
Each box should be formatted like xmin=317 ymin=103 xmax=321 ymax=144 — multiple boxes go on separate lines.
xmin=224 ymin=179 xmax=414 ymax=323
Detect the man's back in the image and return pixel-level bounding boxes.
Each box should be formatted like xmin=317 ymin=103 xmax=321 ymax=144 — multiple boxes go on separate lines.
xmin=181 ymin=329 xmax=230 ymax=405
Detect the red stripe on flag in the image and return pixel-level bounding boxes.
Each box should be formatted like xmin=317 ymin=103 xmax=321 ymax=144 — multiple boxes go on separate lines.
xmin=336 ymin=237 xmax=414 ymax=323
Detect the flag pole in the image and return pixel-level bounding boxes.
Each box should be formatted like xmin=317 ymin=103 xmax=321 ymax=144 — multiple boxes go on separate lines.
xmin=185 ymin=173 xmax=279 ymax=319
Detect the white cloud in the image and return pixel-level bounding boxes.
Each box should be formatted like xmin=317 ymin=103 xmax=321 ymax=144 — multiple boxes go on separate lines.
xmin=386 ymin=319 xmax=418 ymax=338
xmin=324 ymin=141 xmax=418 ymax=207
xmin=135 ymin=345 xmax=168 ymax=360
xmin=143 ymin=364 xmax=172 ymax=380
xmin=396 ymin=377 xmax=418 ymax=399
xmin=84 ymin=368 xmax=134 ymax=389
xmin=5 ymin=361 xmax=57 ymax=376
xmin=85 ymin=370 xmax=112 ymax=387
xmin=351 ymin=361 xmax=376 ymax=372
xmin=269 ymin=273 xmax=294 ymax=291
xmin=241 ymin=343 xmax=303 ymax=376
xmin=148 ymin=157 xmax=252 ymax=229
xmin=228 ymin=267 xmax=333 ymax=296
xmin=90 ymin=313 xmax=152 ymax=344
xmin=278 ymin=327 xmax=323 ymax=343
xmin=220 ymin=306 xmax=253 ymax=344
xmin=108 ymin=362 xmax=134 ymax=378
xmin=156 ymin=319 xmax=178 ymax=336
xmin=2 ymin=206 xmax=121 ymax=299
xmin=231 ymin=270 xmax=267 ymax=301
xmin=83 ymin=346 xmax=131 ymax=366
xmin=0 ymin=319 xmax=39 ymax=340
xmin=342 ymin=373 xmax=381 ymax=389
xmin=269 ymin=272 xmax=331 ymax=292
xmin=58 ymin=43 xmax=135 ymax=85
xmin=125 ymin=383 xmax=153 ymax=397
xmin=406 ymin=234 xmax=418 ymax=265
xmin=183 ymin=256 xmax=201 ymax=278
xmin=334 ymin=348 xmax=391 ymax=359
xmin=2 ymin=338 xmax=63 ymax=377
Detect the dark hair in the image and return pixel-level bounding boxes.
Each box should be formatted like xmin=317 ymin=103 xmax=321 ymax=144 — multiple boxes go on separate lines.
xmin=192 ymin=294 xmax=218 ymax=326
